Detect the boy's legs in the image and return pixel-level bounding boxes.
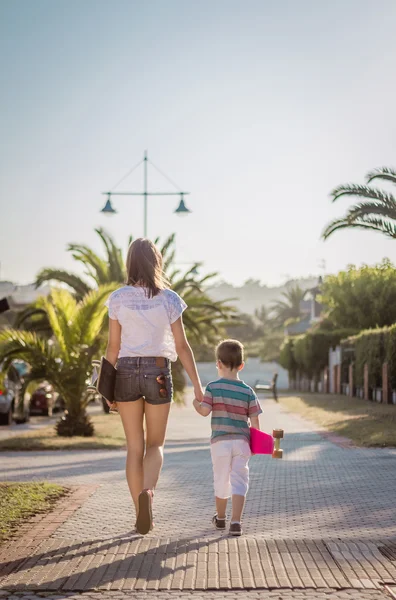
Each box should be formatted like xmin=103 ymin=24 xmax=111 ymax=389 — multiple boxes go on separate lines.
xmin=230 ymin=439 xmax=250 ymax=524
xmin=215 ymin=497 xmax=228 ymax=519
xmin=231 ymin=494 xmax=246 ymax=523
xmin=210 ymin=440 xmax=232 ymax=519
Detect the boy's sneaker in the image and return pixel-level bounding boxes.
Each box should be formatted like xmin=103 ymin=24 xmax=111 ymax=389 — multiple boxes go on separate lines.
xmin=212 ymin=514 xmax=226 ymax=530
xmin=229 ymin=522 xmax=242 ymax=536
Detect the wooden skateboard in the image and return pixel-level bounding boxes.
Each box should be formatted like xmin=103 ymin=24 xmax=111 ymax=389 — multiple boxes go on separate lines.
xmin=250 ymin=427 xmax=284 ymax=459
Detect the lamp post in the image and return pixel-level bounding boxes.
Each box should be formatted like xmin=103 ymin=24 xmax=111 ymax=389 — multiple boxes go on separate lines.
xmin=101 ymin=151 xmax=191 ymax=237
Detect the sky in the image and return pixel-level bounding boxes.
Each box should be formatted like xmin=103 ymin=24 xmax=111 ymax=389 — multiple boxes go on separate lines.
xmin=1 ymin=0 xmax=396 ymax=287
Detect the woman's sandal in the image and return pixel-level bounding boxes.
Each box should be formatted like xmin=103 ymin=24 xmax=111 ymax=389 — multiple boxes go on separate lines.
xmin=136 ymin=489 xmax=153 ymax=535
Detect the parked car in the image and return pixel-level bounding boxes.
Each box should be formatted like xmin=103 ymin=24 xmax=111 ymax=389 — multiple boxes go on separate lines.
xmin=0 ymin=360 xmax=31 ymax=425
xmin=29 ymin=383 xmax=65 ymax=416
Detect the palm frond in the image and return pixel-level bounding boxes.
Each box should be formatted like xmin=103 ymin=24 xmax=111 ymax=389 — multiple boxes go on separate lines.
xmin=14 ymin=304 xmax=48 ymax=329
xmin=322 ymin=215 xmax=396 ymax=240
xmin=19 ymin=367 xmax=48 ymax=398
xmin=74 ymin=284 xmax=117 ymax=346
xmin=0 ymin=330 xmax=56 ymax=369
xmin=196 ymin=271 xmax=218 ymax=285
xmin=163 ymin=249 xmax=176 ymax=274
xmin=35 ymin=268 xmax=91 ymax=299
xmin=357 ymin=215 xmax=396 ymax=238
xmin=68 ymin=243 xmax=109 ymax=285
xmin=95 ymin=228 xmax=125 ymax=283
xmin=345 ymin=201 xmax=396 ymax=222
xmin=159 ymin=234 xmax=176 ymax=260
xmin=366 ymin=167 xmax=396 ymax=186
xmin=36 ymin=290 xmax=77 ymax=358
xmin=330 ymin=184 xmax=396 ymax=208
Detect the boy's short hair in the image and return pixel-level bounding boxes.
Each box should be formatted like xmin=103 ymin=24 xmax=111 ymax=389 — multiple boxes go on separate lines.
xmin=216 ymin=339 xmax=244 ymax=370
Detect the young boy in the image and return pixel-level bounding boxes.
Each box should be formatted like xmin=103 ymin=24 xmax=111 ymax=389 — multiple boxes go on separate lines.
xmin=193 ymin=339 xmax=262 ymax=536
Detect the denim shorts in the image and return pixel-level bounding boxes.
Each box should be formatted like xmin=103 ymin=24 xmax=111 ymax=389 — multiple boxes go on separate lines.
xmin=114 ymin=357 xmax=173 ymax=405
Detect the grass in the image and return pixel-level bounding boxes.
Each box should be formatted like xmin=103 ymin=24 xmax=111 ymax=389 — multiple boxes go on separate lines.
xmin=279 ymin=393 xmax=396 ymax=447
xmin=0 ymin=413 xmax=127 ymax=451
xmin=0 ymin=482 xmax=67 ymax=543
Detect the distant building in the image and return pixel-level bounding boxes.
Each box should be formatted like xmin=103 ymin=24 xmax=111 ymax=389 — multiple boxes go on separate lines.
xmin=0 ymin=282 xmax=50 ymax=306
xmin=284 ymin=277 xmax=323 ymax=336
xmin=0 ymin=282 xmax=50 ymax=330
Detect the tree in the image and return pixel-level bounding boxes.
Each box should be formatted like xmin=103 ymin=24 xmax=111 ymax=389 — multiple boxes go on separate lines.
xmin=271 ymin=284 xmax=307 ymax=328
xmin=0 ymin=286 xmax=114 ymax=436
xmin=30 ymin=229 xmax=236 ymax=403
xmin=224 ymin=313 xmax=260 ymax=343
xmin=36 ymin=228 xmax=159 ymax=299
xmin=34 ymin=228 xmax=235 ymax=333
xmin=259 ymin=331 xmax=285 ymax=363
xmin=319 ymin=259 xmax=396 ymax=330
xmin=323 ymin=167 xmax=396 ymax=240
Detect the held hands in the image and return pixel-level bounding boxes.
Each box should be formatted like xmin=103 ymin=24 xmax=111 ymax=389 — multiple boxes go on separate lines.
xmin=194 ymin=386 xmax=204 ymax=404
xmin=192 ymin=397 xmax=202 ymax=415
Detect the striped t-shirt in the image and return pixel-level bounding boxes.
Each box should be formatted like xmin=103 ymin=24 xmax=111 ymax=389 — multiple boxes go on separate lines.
xmin=202 ymin=378 xmax=262 ymax=444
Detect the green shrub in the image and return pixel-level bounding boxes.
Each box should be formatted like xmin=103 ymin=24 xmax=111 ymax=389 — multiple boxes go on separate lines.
xmin=356 ymin=330 xmax=385 ymax=387
xmin=344 ymin=324 xmax=396 ymax=389
xmin=286 ymin=329 xmax=356 ymax=379
xmin=279 ymin=338 xmax=296 ymax=377
xmin=385 ymin=325 xmax=396 ymax=389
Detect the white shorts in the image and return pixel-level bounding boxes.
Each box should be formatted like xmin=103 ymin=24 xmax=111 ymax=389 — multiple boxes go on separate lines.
xmin=210 ymin=438 xmax=251 ymax=499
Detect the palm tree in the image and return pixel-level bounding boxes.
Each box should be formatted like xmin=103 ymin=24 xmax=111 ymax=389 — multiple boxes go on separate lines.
xmin=36 ymin=228 xmax=132 ymax=298
xmin=271 ymin=284 xmax=307 ymax=328
xmin=323 ymin=167 xmax=396 ymax=240
xmin=0 ymin=286 xmax=114 ymax=436
xmin=27 ymin=230 xmax=236 ymax=403
xmin=33 ymin=228 xmax=234 ymax=344
xmin=36 ymin=229 xmax=181 ymax=297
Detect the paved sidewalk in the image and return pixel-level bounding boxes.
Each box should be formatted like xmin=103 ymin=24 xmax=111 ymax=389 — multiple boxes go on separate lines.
xmin=0 ymin=393 xmax=395 ymax=597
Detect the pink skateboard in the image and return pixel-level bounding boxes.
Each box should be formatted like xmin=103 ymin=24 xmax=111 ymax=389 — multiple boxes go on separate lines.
xmin=250 ymin=428 xmax=284 ymax=459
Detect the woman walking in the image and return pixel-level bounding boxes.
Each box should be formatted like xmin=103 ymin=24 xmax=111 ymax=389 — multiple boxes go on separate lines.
xmin=105 ymin=238 xmax=203 ymax=535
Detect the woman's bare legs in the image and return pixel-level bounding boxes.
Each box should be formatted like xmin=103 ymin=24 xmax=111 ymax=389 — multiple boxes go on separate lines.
xmin=117 ymin=399 xmax=145 ymax=513
xmin=143 ymin=402 xmax=171 ymax=491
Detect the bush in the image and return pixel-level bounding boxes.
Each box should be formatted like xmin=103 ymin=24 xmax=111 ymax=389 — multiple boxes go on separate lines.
xmin=385 ymin=325 xmax=396 ymax=389
xmin=285 ymin=329 xmax=356 ymax=379
xmin=279 ymin=338 xmax=296 ymax=377
xmin=320 ymin=259 xmax=396 ymax=331
xmin=343 ymin=325 xmax=396 ymax=389
xmin=259 ymin=332 xmax=284 ymax=363
xmin=354 ymin=330 xmax=385 ymax=387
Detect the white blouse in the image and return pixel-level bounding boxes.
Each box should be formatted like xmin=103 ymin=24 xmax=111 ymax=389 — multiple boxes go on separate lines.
xmin=105 ymin=286 xmax=187 ymax=362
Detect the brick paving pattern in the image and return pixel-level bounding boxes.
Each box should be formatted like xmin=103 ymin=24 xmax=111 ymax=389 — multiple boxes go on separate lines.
xmin=0 ymin=589 xmax=391 ymax=599
xmin=1 ymin=392 xmax=395 ymax=595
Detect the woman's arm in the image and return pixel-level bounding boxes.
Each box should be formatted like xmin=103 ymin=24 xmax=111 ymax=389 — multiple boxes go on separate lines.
xmin=171 ymin=316 xmax=204 ymax=402
xmin=105 ymin=318 xmax=121 ymax=367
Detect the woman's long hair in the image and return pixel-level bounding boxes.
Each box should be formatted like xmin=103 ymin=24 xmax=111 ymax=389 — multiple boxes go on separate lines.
xmin=125 ymin=238 xmax=169 ymax=297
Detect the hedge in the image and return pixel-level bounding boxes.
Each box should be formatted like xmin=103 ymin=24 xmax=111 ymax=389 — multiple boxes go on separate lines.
xmin=341 ymin=324 xmax=396 ymax=389
xmin=280 ymin=329 xmax=356 ymax=379
xmin=279 ymin=338 xmax=297 ymax=377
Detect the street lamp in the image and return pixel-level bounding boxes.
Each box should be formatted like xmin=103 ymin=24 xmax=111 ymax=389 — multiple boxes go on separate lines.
xmin=100 ymin=151 xmax=191 ymax=236
xmin=174 ymin=194 xmax=191 ymax=216
xmin=101 ymin=193 xmax=116 ymax=215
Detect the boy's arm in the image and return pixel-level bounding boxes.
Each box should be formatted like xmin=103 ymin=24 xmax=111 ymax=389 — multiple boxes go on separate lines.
xmin=248 ymin=389 xmax=262 ymax=430
xmin=193 ymin=398 xmax=211 ymax=417
xmin=193 ymin=384 xmax=213 ymax=417
xmin=250 ymin=415 xmax=260 ymax=430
